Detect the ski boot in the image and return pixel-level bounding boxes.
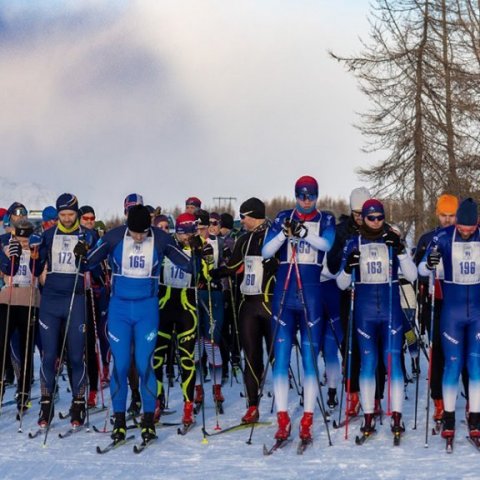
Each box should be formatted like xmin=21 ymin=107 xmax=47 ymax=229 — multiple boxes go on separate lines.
xmin=213 ymin=384 xmax=224 ymax=413
xmin=101 ymin=364 xmax=110 ymax=388
xmin=441 ymin=411 xmax=455 ymax=439
xmin=241 ymin=406 xmax=259 ymax=424
xmin=38 ymin=394 xmax=54 ymax=427
xmin=391 ymin=411 xmax=405 ymax=444
xmin=346 ymin=392 xmax=360 ymax=417
xmin=274 ymin=411 xmax=291 ymax=440
xmin=468 ymin=412 xmax=480 ymax=439
xmin=327 ymin=388 xmax=338 ymax=410
xmin=111 ymin=412 xmax=126 ymax=442
xmin=127 ymin=389 xmax=141 ymax=417
xmin=299 ymin=412 xmax=313 ymax=441
xmin=360 ymin=413 xmax=376 ymax=435
xmin=16 ymin=392 xmax=30 ymax=413
xmin=194 ymin=384 xmax=204 ymax=413
xmin=182 ymin=401 xmax=195 ymax=426
xmin=140 ymin=412 xmax=157 ymax=442
xmin=87 ymin=390 xmax=97 ymax=409
xmin=70 ymin=396 xmax=86 ymax=427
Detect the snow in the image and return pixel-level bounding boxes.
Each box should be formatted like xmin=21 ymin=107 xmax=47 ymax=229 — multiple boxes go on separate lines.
xmin=0 ymin=349 xmax=478 ymax=480
xmin=0 ymin=177 xmax=56 ymax=212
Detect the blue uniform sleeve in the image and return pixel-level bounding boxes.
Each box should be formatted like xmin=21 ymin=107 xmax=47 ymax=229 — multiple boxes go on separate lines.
xmin=85 ymin=230 xmax=118 ymax=270
xmin=262 ymin=211 xmax=288 ymax=259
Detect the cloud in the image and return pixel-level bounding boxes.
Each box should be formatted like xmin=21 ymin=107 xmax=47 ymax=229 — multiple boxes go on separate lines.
xmin=0 ymin=0 xmax=373 ymax=218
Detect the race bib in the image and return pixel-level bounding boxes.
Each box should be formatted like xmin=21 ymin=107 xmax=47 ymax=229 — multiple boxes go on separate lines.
xmin=51 ymin=233 xmax=77 ymax=274
xmin=12 ymin=250 xmax=31 ymax=286
xmin=359 ymin=242 xmax=389 ymax=284
xmin=121 ymin=233 xmax=154 ymax=278
xmin=287 ymin=221 xmax=319 ymax=265
xmin=452 ymin=241 xmax=480 ymax=285
xmin=241 ymin=255 xmax=264 ymax=295
xmin=163 ymin=254 xmax=192 ymax=288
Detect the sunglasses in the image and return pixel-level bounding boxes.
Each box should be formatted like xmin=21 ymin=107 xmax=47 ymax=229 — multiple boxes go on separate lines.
xmin=366 ymin=214 xmax=385 ymax=222
xmin=12 ymin=208 xmax=27 ymax=216
xmin=296 ymin=193 xmax=317 ymax=201
xmin=82 ymin=215 xmax=95 ymax=221
xmin=209 ymin=220 xmax=219 ymax=226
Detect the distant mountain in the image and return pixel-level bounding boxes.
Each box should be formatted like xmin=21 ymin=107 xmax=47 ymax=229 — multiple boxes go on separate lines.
xmin=0 ymin=177 xmax=56 ymax=212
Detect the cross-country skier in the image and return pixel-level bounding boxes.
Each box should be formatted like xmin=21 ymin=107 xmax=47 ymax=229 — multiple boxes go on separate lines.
xmin=337 ymin=199 xmax=417 ymax=438
xmin=262 ymin=176 xmax=335 ymax=442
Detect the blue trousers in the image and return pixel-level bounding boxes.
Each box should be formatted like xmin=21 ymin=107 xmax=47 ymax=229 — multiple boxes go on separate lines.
xmin=108 ymin=296 xmax=158 ymax=413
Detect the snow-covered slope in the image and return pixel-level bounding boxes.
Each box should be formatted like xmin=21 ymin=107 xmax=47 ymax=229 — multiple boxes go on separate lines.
xmin=0 ymin=177 xmax=56 ymax=212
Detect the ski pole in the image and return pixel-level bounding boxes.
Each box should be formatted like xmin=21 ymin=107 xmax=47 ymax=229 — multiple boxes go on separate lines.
xmin=344 ymin=270 xmax=355 ymax=439
xmin=246 ymin=248 xmax=296 ymax=445
xmin=43 ymin=260 xmax=83 ymax=447
xmin=0 ymin=249 xmax=16 ymax=416
xmin=18 ymin=248 xmax=38 ymax=432
xmin=291 ymin=242 xmax=332 ymax=447
xmin=386 ymin=245 xmax=393 ymax=416
xmin=425 ymin=267 xmax=437 ymax=448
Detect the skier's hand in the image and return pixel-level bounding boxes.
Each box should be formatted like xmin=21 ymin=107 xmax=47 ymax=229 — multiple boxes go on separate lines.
xmin=7 ymin=239 xmax=21 ymax=259
xmin=282 ymin=218 xmax=292 ymax=237
xmin=73 ymin=240 xmax=88 ymax=259
xmin=262 ymin=257 xmax=279 ymax=277
xmin=382 ymin=229 xmax=405 ymax=254
xmin=209 ymin=267 xmax=222 ymax=281
xmin=28 ymin=233 xmax=42 ymax=250
xmin=344 ymin=249 xmax=360 ymax=274
xmin=426 ymin=250 xmax=441 ymax=270
xmin=188 ymin=234 xmax=203 ymax=253
xmin=291 ymin=220 xmax=308 ymax=239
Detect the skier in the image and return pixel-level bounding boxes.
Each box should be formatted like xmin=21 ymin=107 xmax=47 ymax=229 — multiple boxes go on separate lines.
xmin=418 ymin=198 xmax=480 ymax=442
xmin=185 ymin=197 xmax=202 ymax=215
xmin=210 ymin=198 xmax=277 ymax=423
xmin=82 ymin=205 xmax=192 ymax=444
xmin=28 ymin=193 xmax=91 ymax=428
xmin=414 ymin=193 xmax=458 ymax=425
xmin=262 ymin=176 xmax=335 ymax=442
xmin=336 ymin=199 xmax=417 ymax=440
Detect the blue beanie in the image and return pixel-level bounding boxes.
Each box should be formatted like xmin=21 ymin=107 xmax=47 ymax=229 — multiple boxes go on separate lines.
xmin=56 ymin=193 xmax=78 ymax=213
xmin=456 ymin=198 xmax=478 ymax=226
xmin=42 ymin=206 xmax=58 ymax=221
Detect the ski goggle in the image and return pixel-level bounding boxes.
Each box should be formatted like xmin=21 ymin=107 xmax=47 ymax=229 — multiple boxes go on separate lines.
xmin=239 ymin=211 xmax=253 ymax=219
xmin=82 ymin=215 xmax=95 ymax=221
xmin=296 ymin=193 xmax=317 ymax=201
xmin=11 ymin=207 xmax=27 ymax=216
xmin=366 ymin=214 xmax=385 ymax=222
xmin=209 ymin=220 xmax=219 ymax=226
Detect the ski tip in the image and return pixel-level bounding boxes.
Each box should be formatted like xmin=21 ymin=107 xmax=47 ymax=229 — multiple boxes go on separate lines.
xmin=424 ymin=443 xmax=429 ymax=448
xmin=201 ymin=437 xmax=208 ymax=445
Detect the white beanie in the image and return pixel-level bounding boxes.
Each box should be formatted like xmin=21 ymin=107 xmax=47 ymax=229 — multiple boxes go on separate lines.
xmin=350 ymin=187 xmax=371 ymax=211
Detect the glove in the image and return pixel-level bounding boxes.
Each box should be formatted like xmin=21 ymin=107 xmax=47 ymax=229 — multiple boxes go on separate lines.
xmin=291 ymin=220 xmax=308 ymax=239
xmin=73 ymin=240 xmax=88 ymax=259
xmin=262 ymin=257 xmax=279 ymax=277
xmin=222 ymin=246 xmax=232 ymax=261
xmin=282 ymin=218 xmax=292 ymax=237
xmin=28 ymin=233 xmax=42 ymax=250
xmin=209 ymin=267 xmax=223 ymax=281
xmin=382 ymin=230 xmax=405 ymax=254
xmin=202 ymin=242 xmax=214 ymax=259
xmin=405 ymin=329 xmax=419 ymax=360
xmin=426 ymin=250 xmax=441 ymax=270
xmin=188 ymin=235 xmax=203 ymax=253
xmin=344 ymin=249 xmax=360 ymax=274
xmin=7 ymin=240 xmax=21 ymax=258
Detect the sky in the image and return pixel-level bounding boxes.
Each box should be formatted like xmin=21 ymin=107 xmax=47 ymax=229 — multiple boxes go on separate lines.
xmin=0 ymin=0 xmax=376 ymax=219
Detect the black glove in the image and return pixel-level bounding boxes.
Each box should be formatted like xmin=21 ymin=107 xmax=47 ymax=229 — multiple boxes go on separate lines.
xmin=202 ymin=242 xmax=214 ymax=258
xmin=7 ymin=240 xmax=21 ymax=258
xmin=382 ymin=230 xmax=405 ymax=254
xmin=291 ymin=220 xmax=308 ymax=239
xmin=188 ymin=235 xmax=203 ymax=253
xmin=426 ymin=250 xmax=441 ymax=270
xmin=209 ymin=267 xmax=223 ymax=281
xmin=73 ymin=240 xmax=88 ymax=260
xmin=345 ymin=249 xmax=361 ymax=274
xmin=282 ymin=218 xmax=292 ymax=237
xmin=262 ymin=257 xmax=279 ymax=277
xmin=222 ymin=246 xmax=232 ymax=261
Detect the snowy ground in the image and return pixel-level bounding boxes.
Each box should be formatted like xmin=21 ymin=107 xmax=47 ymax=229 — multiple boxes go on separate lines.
xmin=0 ymin=349 xmax=477 ymax=480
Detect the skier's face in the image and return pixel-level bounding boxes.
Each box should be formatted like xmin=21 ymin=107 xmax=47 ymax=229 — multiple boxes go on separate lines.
xmin=364 ymin=213 xmax=385 ymax=230
xmin=176 ymin=232 xmax=193 ymax=246
xmin=351 ymin=210 xmax=363 ymax=226
xmin=438 ymin=213 xmax=456 ymax=228
xmin=129 ymin=230 xmax=148 ymax=243
xmin=58 ymin=210 xmax=77 ymax=229
xmin=456 ymin=224 xmax=477 ymax=239
xmin=208 ymin=219 xmax=220 ymax=236
xmin=185 ymin=205 xmax=197 ymax=215
xmin=296 ymin=197 xmax=316 ymax=213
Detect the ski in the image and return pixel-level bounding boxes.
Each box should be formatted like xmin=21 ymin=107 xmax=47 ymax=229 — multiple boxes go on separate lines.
xmin=466 ymin=435 xmax=480 ymax=451
xmin=28 ymin=427 xmax=46 ymax=439
xmin=133 ymin=437 xmax=157 ymax=454
xmin=355 ymin=431 xmax=375 ymax=445
xmin=202 ymin=421 xmax=272 ymax=437
xmin=296 ymin=439 xmax=312 ymax=455
xmin=59 ymin=406 xmax=107 ymax=420
xmin=333 ymin=415 xmax=360 ymax=430
xmin=58 ymin=424 xmax=87 ymax=439
xmin=93 ymin=424 xmax=137 ymax=434
xmin=177 ymin=423 xmax=195 ymax=436
xmin=262 ymin=438 xmax=292 ymax=455
xmin=96 ymin=434 xmax=135 ymax=454
xmin=445 ymin=436 xmax=454 ymax=453
xmin=2 ymin=395 xmax=39 ymax=409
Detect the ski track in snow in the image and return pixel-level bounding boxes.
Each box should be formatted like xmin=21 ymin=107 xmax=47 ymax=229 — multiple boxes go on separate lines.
xmin=0 ymin=352 xmax=478 ymax=480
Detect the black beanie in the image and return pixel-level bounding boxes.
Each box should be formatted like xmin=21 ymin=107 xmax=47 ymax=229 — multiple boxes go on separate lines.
xmin=78 ymin=205 xmax=95 ymax=217
xmin=457 ymin=198 xmax=478 ymax=226
xmin=195 ymin=209 xmax=210 ymax=227
xmin=127 ymin=205 xmax=151 ymax=233
xmin=240 ymin=197 xmax=265 ymax=219
xmin=220 ymin=213 xmax=234 ymax=230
